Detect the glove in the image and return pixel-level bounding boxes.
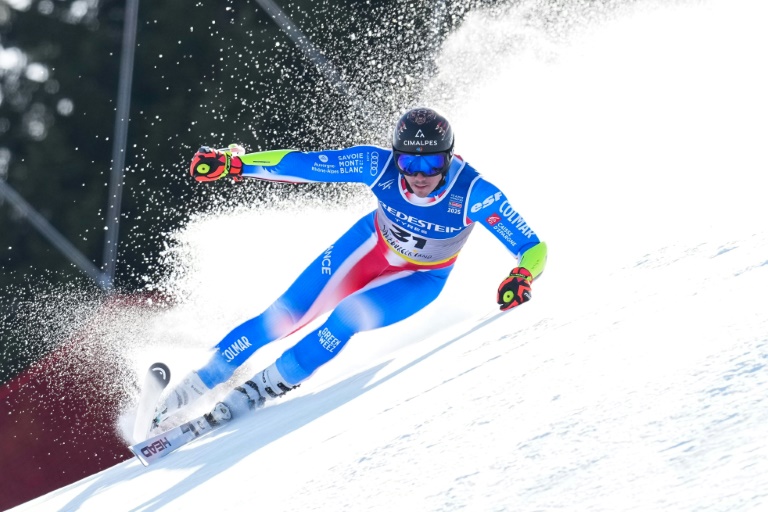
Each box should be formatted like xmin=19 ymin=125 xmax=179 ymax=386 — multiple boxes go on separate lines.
xmin=190 ymin=144 xmax=244 ymax=182
xmin=496 ymin=267 xmax=533 ymax=311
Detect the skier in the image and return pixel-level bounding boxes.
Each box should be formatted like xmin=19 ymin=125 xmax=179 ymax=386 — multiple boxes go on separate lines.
xmin=151 ymin=107 xmax=547 ymax=431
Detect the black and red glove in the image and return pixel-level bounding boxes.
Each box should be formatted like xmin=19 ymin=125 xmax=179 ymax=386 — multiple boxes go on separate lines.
xmin=496 ymin=267 xmax=533 ymax=311
xmin=190 ymin=145 xmax=244 ymax=182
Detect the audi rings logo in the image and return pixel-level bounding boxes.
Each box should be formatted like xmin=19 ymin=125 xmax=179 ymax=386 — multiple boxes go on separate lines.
xmin=370 ymin=151 xmax=379 ymax=176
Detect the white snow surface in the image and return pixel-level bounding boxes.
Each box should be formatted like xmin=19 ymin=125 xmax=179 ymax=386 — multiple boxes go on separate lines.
xmin=14 ymin=0 xmax=768 ymax=510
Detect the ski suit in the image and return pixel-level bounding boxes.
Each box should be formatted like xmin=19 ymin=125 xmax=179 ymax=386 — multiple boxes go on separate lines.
xmin=196 ymin=145 xmax=547 ymax=389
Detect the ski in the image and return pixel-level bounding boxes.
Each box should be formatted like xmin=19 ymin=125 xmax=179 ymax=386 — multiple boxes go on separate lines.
xmin=131 ymin=362 xmax=172 ymax=443
xmin=129 ymin=402 xmax=232 ymax=466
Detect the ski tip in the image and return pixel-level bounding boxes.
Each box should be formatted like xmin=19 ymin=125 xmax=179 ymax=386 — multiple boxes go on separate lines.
xmin=127 ymin=445 xmax=151 ymax=467
xmin=148 ymin=362 xmax=171 ymax=385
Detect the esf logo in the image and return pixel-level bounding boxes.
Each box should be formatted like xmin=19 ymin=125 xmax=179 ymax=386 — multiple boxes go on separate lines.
xmin=470 ymin=191 xmax=503 ymax=213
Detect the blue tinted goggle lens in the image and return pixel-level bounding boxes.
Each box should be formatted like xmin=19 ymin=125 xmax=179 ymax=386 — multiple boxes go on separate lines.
xmin=395 ymin=152 xmax=449 ymax=176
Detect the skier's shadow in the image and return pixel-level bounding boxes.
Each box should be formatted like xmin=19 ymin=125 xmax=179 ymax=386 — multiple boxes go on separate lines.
xmin=58 ymin=312 xmax=505 ymax=512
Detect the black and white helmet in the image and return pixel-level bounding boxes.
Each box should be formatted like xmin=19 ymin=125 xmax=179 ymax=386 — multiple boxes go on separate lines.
xmin=392 ymin=107 xmax=454 ymax=155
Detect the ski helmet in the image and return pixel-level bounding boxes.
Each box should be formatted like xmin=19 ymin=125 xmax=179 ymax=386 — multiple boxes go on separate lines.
xmin=392 ymin=108 xmax=454 ymax=156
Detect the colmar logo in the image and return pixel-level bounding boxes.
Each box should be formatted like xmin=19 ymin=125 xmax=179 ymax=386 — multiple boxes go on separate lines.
xmin=498 ymin=201 xmax=536 ymax=238
xmin=222 ymin=336 xmax=252 ymax=363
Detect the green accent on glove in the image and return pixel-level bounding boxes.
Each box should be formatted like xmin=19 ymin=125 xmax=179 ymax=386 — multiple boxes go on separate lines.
xmin=239 ymin=149 xmax=295 ymax=167
xmin=518 ymin=242 xmax=547 ymax=279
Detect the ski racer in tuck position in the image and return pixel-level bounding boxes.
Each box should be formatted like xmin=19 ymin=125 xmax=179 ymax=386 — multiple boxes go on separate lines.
xmin=150 ymin=107 xmax=548 ymax=432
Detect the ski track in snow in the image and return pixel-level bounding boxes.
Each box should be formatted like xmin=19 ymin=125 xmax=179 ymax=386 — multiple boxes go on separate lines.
xmin=12 ymin=0 xmax=768 ymax=510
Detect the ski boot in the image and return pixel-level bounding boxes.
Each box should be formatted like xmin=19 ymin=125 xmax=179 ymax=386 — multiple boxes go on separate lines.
xmin=205 ymin=402 xmax=232 ymax=426
xmin=219 ymin=362 xmax=299 ymax=417
xmin=151 ymin=371 xmax=210 ymax=432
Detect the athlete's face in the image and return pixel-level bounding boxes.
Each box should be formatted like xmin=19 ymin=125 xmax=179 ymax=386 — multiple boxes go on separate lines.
xmin=403 ymin=172 xmax=443 ymax=198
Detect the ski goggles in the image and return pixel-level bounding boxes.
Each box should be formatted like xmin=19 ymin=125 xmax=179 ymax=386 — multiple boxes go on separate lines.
xmin=394 ymin=151 xmax=451 ymax=177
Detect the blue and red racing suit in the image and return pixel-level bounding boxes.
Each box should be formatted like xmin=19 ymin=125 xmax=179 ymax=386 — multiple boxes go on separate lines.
xmin=196 ymin=145 xmax=547 ymax=388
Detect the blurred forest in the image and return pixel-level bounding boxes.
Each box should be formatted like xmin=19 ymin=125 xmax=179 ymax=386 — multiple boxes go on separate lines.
xmin=0 ymin=0 xmax=507 ymax=384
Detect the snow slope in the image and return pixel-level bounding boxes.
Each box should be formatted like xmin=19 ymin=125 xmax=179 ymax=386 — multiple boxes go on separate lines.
xmin=13 ymin=0 xmax=768 ymax=510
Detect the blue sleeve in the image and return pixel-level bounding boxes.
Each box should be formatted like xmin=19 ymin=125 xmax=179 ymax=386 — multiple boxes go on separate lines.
xmin=240 ymin=145 xmax=390 ymax=187
xmin=466 ymin=177 xmax=541 ymax=257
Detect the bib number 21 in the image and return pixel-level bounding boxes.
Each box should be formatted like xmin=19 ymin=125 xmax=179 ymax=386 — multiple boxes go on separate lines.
xmin=390 ymin=225 xmax=427 ymax=249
